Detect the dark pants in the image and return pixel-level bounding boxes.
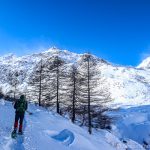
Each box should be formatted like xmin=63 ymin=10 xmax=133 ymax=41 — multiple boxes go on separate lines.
xmin=14 ymin=112 xmax=24 ymax=132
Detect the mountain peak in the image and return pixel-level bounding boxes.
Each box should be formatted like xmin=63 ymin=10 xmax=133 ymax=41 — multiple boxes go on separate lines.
xmin=44 ymin=47 xmax=60 ymax=53
xmin=3 ymin=53 xmax=15 ymax=58
xmin=0 ymin=53 xmax=17 ymax=62
xmin=137 ymin=57 xmax=150 ymax=69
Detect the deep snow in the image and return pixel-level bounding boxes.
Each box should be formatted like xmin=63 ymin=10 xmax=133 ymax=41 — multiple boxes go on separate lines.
xmin=110 ymin=105 xmax=150 ymax=149
xmin=1 ymin=99 xmax=149 ymax=150
xmin=0 ymin=99 xmax=115 ymax=150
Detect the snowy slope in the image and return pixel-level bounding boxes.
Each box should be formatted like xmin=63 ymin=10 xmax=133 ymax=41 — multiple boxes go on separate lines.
xmin=137 ymin=57 xmax=150 ymax=69
xmin=0 ymin=99 xmax=117 ymax=150
xmin=1 ymin=48 xmax=150 ymax=150
xmin=0 ymin=47 xmax=150 ymax=105
xmin=110 ymin=104 xmax=150 ymax=149
xmin=1 ymin=99 xmax=148 ymax=150
xmin=100 ymin=65 xmax=150 ymax=106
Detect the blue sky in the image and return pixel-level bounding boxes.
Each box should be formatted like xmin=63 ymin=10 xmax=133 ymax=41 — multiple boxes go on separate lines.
xmin=0 ymin=0 xmax=150 ymax=66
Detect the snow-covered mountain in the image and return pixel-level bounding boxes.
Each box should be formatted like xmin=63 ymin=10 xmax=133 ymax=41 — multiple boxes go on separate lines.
xmin=0 ymin=99 xmax=146 ymax=150
xmin=1 ymin=49 xmax=150 ymax=150
xmin=0 ymin=47 xmax=150 ymax=105
xmin=137 ymin=57 xmax=150 ymax=69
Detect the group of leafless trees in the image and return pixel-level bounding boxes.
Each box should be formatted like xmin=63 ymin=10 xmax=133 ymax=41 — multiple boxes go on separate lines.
xmin=27 ymin=54 xmax=112 ymax=134
xmin=2 ymin=53 xmax=112 ymax=134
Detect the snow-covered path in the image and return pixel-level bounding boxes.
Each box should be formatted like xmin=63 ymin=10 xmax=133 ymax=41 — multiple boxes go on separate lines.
xmin=0 ymin=100 xmax=115 ymax=150
xmin=1 ymin=99 xmax=149 ymax=150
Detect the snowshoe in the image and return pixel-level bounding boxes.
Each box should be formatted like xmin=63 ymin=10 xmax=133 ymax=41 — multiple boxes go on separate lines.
xmin=18 ymin=131 xmax=23 ymax=135
xmin=11 ymin=130 xmax=17 ymax=138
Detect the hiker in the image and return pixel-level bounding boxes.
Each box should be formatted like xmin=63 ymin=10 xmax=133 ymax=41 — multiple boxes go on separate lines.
xmin=13 ymin=95 xmax=28 ymax=135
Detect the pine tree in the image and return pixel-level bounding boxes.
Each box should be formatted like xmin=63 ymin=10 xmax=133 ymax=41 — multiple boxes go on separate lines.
xmin=70 ymin=65 xmax=77 ymax=123
xmin=78 ymin=53 xmax=112 ymax=134
xmin=43 ymin=56 xmax=65 ymax=114
xmin=65 ymin=64 xmax=80 ymax=123
xmin=28 ymin=59 xmax=46 ymax=106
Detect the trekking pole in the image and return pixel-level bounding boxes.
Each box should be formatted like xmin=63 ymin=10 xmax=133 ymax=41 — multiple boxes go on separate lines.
xmin=26 ymin=110 xmax=33 ymax=115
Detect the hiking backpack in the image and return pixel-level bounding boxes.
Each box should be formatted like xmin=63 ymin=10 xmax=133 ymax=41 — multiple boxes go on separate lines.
xmin=16 ymin=100 xmax=26 ymax=113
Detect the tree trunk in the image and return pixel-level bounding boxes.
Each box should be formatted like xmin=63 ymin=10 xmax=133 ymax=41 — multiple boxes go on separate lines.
xmin=87 ymin=57 xmax=92 ymax=134
xmin=72 ymin=71 xmax=76 ymax=123
xmin=38 ymin=59 xmax=42 ymax=106
xmin=56 ymin=58 xmax=59 ymax=114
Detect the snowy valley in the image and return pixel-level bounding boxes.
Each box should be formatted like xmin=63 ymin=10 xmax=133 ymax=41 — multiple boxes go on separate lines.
xmin=1 ymin=48 xmax=150 ymax=150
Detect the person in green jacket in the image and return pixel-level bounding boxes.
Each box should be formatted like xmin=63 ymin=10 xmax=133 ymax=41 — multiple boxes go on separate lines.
xmin=13 ymin=95 xmax=28 ymax=135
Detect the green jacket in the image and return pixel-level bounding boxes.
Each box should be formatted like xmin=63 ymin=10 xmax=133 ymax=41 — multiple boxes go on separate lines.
xmin=14 ymin=98 xmax=28 ymax=114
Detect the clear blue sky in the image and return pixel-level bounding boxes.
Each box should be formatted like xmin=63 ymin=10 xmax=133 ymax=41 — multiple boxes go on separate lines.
xmin=0 ymin=0 xmax=150 ymax=66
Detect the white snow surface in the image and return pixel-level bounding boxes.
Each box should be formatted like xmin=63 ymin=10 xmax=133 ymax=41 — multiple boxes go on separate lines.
xmin=109 ymin=104 xmax=150 ymax=150
xmin=1 ymin=99 xmax=149 ymax=150
xmin=0 ymin=99 xmax=117 ymax=150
